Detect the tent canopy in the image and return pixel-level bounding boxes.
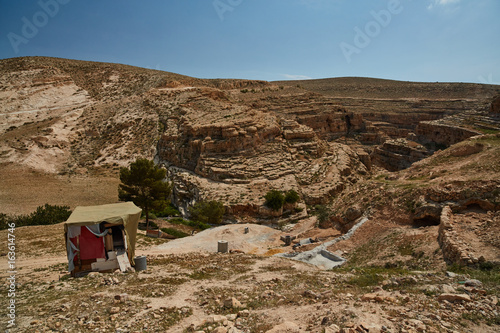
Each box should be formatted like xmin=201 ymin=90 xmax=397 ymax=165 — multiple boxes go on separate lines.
xmin=65 ymin=202 xmax=142 ymax=228
xmin=64 ymin=202 xmax=142 ymax=271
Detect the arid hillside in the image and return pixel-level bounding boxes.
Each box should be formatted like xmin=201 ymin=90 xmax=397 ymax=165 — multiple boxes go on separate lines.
xmin=1 ymin=56 xmax=499 ymax=217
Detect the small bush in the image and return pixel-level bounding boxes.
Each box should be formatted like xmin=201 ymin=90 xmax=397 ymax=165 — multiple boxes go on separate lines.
xmin=294 ymin=207 xmax=304 ymax=213
xmin=479 ymin=261 xmax=495 ymax=271
xmin=189 ymin=200 xmax=225 ymax=225
xmin=143 ymin=221 xmax=159 ymax=229
xmin=0 ymin=213 xmax=11 ymax=230
xmin=315 ymin=205 xmax=331 ymax=228
xmin=284 ymin=190 xmax=300 ymax=204
xmin=169 ymin=217 xmax=210 ymax=230
xmin=161 ymin=228 xmax=189 ymax=238
xmin=0 ymin=204 xmax=71 ymax=230
xmin=156 ymin=204 xmax=181 ymax=217
xmin=264 ymin=190 xmax=285 ymax=211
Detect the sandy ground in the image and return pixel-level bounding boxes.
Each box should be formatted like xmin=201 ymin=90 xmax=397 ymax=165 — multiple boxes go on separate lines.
xmin=148 ymin=224 xmax=285 ymax=256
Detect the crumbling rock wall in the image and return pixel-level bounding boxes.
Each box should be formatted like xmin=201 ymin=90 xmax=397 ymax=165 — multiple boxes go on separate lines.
xmin=371 ymin=139 xmax=430 ymax=171
xmin=416 ymin=121 xmax=482 ymax=147
xmin=438 ymin=206 xmax=497 ymax=267
xmin=295 ymin=111 xmax=365 ymax=140
xmin=437 ymin=206 xmax=470 ymax=265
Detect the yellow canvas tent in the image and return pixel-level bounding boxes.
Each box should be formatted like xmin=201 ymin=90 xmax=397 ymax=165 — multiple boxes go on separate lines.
xmin=64 ymin=202 xmax=142 ymax=275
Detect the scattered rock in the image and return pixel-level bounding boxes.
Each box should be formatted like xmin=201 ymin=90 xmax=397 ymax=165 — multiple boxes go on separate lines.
xmin=109 ymin=307 xmax=120 ymax=314
xmin=437 ymin=293 xmax=472 ymax=303
xmin=224 ymin=297 xmax=242 ymax=308
xmin=211 ymin=315 xmax=227 ymax=323
xmin=114 ymin=293 xmax=129 ymax=302
xmin=303 ymin=290 xmax=321 ymax=299
xmin=227 ymin=328 xmax=242 ymax=333
xmin=445 ymin=271 xmax=457 ymax=278
xmin=464 ymin=279 xmax=482 ymax=288
xmin=237 ymin=310 xmax=249 ymax=318
xmin=325 ymin=324 xmax=341 ymax=333
xmin=265 ymin=321 xmax=300 ymax=333
xmin=441 ymin=284 xmax=456 ymax=293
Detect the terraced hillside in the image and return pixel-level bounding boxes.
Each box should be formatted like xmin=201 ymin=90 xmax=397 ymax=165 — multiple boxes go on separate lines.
xmin=1 ymin=57 xmax=499 ymax=219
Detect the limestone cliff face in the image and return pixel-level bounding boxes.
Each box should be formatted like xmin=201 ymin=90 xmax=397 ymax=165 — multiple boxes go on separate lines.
xmin=155 ymin=91 xmax=370 ymax=217
xmin=371 ymin=139 xmax=430 ymax=171
xmin=294 ymin=111 xmax=365 ymax=141
xmin=416 ymin=121 xmax=482 ymax=147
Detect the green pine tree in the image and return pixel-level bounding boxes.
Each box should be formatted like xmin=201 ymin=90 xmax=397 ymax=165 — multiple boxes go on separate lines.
xmin=118 ymin=158 xmax=171 ymax=232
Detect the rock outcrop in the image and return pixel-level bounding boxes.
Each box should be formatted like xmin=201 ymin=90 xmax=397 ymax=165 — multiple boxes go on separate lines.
xmin=491 ymin=95 xmax=500 ymax=114
xmin=156 ymin=92 xmax=370 ymax=215
xmin=438 ymin=204 xmax=500 ymax=267
xmin=371 ymin=138 xmax=430 ymax=171
xmin=416 ymin=121 xmax=482 ymax=147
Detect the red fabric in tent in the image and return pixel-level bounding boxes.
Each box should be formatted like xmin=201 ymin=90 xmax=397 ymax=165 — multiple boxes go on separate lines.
xmin=77 ymin=226 xmax=105 ymax=260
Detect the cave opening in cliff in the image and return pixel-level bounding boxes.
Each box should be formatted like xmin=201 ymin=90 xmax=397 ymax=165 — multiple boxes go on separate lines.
xmin=412 ymin=216 xmax=440 ymax=228
xmin=463 ymin=203 xmax=487 ymax=213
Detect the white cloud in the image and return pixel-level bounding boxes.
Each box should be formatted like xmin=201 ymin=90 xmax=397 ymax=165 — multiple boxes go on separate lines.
xmin=428 ymin=0 xmax=460 ymax=11
xmin=436 ymin=0 xmax=460 ymax=4
xmin=282 ymin=74 xmax=313 ymax=80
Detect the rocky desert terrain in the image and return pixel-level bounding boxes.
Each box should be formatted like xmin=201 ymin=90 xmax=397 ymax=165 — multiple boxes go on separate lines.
xmin=0 ymin=56 xmax=499 ymax=332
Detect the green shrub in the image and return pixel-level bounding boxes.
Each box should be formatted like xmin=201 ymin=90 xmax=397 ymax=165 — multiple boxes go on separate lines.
xmin=156 ymin=204 xmax=181 ymax=217
xmin=189 ymin=200 xmax=225 ymax=225
xmin=0 ymin=204 xmax=71 ymax=230
xmin=141 ymin=220 xmax=159 ymax=230
xmin=169 ymin=217 xmax=210 ymax=230
xmin=284 ymin=190 xmax=300 ymax=204
xmin=315 ymin=205 xmax=331 ymax=228
xmin=0 ymin=213 xmax=11 ymax=230
xmin=30 ymin=204 xmax=72 ymax=225
xmin=264 ymin=190 xmax=284 ymax=211
xmin=161 ymin=227 xmax=189 ymax=238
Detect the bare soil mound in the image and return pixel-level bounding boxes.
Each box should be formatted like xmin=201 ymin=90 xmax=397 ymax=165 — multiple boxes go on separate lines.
xmin=152 ymin=224 xmax=284 ymax=255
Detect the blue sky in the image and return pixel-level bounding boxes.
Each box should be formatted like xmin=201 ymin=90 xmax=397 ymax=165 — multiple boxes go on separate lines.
xmin=0 ymin=0 xmax=499 ymax=83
